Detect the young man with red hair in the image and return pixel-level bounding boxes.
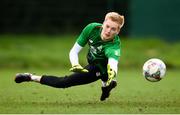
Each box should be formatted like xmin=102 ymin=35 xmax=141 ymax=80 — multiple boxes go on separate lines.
xmin=15 ymin=12 xmax=125 ymax=101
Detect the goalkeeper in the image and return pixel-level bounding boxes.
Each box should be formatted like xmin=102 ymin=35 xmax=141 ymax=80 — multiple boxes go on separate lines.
xmin=14 ymin=12 xmax=124 ymax=101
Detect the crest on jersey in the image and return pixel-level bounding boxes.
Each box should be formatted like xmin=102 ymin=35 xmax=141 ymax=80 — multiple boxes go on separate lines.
xmin=97 ymin=45 xmax=102 ymax=51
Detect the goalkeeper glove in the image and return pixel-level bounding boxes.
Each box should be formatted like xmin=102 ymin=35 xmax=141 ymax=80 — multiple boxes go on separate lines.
xmin=106 ymin=64 xmax=116 ymax=86
xmin=69 ymin=64 xmax=89 ymax=73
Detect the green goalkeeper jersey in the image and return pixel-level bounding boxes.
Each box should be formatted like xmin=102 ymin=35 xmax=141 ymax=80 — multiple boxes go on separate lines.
xmin=77 ymin=23 xmax=121 ymax=74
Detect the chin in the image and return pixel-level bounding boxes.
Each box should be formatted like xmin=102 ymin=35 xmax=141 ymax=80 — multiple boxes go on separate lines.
xmin=101 ymin=34 xmax=111 ymax=41
xmin=103 ymin=37 xmax=112 ymax=41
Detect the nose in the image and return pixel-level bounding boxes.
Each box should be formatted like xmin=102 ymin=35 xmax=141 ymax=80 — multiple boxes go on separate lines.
xmin=106 ymin=28 xmax=111 ymax=33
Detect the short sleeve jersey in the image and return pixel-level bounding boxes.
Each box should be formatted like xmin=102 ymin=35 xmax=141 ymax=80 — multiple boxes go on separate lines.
xmin=76 ymin=23 xmax=121 ymax=74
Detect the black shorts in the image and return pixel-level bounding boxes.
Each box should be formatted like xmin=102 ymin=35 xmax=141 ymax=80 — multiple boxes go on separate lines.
xmin=40 ymin=64 xmax=108 ymax=88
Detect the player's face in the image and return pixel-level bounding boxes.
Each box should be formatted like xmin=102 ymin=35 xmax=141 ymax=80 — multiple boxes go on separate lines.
xmin=101 ymin=19 xmax=120 ymax=41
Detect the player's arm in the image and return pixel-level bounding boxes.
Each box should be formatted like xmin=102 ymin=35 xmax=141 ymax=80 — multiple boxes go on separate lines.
xmin=69 ymin=23 xmax=96 ymax=73
xmin=69 ymin=42 xmax=88 ymax=73
xmin=106 ymin=58 xmax=118 ymax=85
xmin=105 ymin=46 xmax=121 ymax=86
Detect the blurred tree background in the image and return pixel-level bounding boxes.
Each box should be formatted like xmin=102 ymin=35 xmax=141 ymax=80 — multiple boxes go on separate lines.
xmin=0 ymin=0 xmax=128 ymax=35
xmin=0 ymin=0 xmax=180 ymax=69
xmin=0 ymin=0 xmax=180 ymax=40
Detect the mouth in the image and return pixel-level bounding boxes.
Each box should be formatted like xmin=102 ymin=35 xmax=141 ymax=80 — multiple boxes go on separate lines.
xmin=105 ymin=33 xmax=110 ymax=37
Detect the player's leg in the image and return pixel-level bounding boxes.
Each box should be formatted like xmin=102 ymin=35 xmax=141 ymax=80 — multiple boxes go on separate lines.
xmin=100 ymin=74 xmax=117 ymax=101
xmin=40 ymin=71 xmax=99 ymax=88
xmin=15 ymin=73 xmax=41 ymax=83
xmin=15 ymin=64 xmax=101 ymax=88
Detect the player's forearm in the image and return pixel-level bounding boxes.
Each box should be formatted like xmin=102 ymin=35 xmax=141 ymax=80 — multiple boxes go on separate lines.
xmin=108 ymin=58 xmax=118 ymax=75
xmin=69 ymin=42 xmax=83 ymax=66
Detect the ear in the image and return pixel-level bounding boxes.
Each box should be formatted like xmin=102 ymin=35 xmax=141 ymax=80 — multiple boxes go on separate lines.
xmin=117 ymin=28 xmax=121 ymax=34
xmin=119 ymin=16 xmax=125 ymax=28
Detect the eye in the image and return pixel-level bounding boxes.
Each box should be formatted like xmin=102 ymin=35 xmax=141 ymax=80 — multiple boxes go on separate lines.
xmin=106 ymin=25 xmax=110 ymax=28
xmin=111 ymin=27 xmax=116 ymax=32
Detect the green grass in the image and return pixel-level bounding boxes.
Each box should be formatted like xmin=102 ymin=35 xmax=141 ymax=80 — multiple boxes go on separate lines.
xmin=0 ymin=35 xmax=76 ymax=68
xmin=0 ymin=68 xmax=179 ymax=114
xmin=0 ymin=35 xmax=180 ymax=69
xmin=0 ymin=35 xmax=180 ymax=113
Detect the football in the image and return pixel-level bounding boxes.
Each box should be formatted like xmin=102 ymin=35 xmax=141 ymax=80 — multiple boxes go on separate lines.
xmin=143 ymin=58 xmax=166 ymax=82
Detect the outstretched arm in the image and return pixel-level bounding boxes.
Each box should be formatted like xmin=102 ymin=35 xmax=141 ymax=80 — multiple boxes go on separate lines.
xmin=69 ymin=42 xmax=83 ymax=66
xmin=69 ymin=42 xmax=88 ymax=73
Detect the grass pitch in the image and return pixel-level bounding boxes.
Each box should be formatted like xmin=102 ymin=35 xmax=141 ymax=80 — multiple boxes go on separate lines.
xmin=0 ymin=35 xmax=179 ymax=113
xmin=0 ymin=68 xmax=179 ymax=114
